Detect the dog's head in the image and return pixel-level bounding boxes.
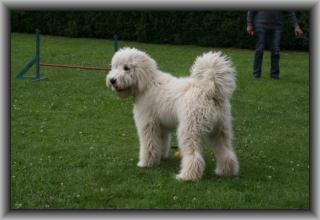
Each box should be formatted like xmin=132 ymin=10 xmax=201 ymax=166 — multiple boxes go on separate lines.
xmin=106 ymin=47 xmax=157 ymax=98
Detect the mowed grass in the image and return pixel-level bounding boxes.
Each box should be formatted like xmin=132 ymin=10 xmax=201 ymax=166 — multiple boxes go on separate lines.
xmin=11 ymin=33 xmax=309 ymax=209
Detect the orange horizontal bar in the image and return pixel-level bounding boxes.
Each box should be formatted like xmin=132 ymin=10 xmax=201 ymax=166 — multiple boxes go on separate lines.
xmin=40 ymin=63 xmax=110 ymax=72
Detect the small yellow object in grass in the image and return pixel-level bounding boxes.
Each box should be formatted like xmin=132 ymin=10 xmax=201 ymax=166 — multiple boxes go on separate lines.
xmin=173 ymin=150 xmax=181 ymax=160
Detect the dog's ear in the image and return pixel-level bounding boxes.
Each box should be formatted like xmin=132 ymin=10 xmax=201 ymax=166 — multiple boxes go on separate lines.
xmin=132 ymin=64 xmax=151 ymax=92
xmin=130 ymin=51 xmax=158 ymax=93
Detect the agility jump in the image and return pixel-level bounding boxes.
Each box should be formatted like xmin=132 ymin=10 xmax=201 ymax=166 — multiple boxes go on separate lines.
xmin=16 ymin=29 xmax=119 ymax=81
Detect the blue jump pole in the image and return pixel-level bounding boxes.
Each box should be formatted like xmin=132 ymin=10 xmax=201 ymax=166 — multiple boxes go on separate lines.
xmin=16 ymin=29 xmax=47 ymax=81
xmin=35 ymin=29 xmax=40 ymax=79
xmin=113 ymin=34 xmax=119 ymax=53
xmin=31 ymin=29 xmax=47 ymax=81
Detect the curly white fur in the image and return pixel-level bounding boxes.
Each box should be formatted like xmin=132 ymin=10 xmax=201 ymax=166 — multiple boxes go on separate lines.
xmin=106 ymin=47 xmax=239 ymax=181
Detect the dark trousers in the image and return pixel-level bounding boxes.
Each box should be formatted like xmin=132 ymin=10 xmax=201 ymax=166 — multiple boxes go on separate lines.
xmin=253 ymin=27 xmax=282 ymax=79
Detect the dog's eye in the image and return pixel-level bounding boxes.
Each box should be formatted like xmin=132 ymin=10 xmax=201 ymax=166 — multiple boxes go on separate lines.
xmin=123 ymin=65 xmax=130 ymax=71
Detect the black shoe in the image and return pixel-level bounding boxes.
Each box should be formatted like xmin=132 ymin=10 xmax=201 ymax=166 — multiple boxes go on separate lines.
xmin=253 ymin=76 xmax=261 ymax=80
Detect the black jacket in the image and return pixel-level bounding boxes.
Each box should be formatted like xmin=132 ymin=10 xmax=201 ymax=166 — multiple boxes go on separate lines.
xmin=247 ymin=11 xmax=299 ymax=29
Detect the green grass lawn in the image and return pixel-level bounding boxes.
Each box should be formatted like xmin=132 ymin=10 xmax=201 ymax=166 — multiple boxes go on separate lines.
xmin=11 ymin=33 xmax=309 ymax=209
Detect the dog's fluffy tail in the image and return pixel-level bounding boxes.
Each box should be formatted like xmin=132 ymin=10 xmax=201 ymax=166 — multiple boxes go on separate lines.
xmin=190 ymin=51 xmax=236 ymax=98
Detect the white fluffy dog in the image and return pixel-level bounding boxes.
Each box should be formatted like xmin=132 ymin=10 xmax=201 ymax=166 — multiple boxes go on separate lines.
xmin=106 ymin=47 xmax=239 ymax=181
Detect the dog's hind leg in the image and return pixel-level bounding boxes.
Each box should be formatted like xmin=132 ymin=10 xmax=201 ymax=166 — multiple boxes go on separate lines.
xmin=160 ymin=129 xmax=171 ymax=159
xmin=208 ymin=124 xmax=239 ymax=177
xmin=176 ymin=122 xmax=205 ymax=181
xmin=136 ymin=120 xmax=163 ymax=168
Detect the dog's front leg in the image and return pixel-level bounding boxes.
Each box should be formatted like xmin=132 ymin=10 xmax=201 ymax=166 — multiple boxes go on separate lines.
xmin=136 ymin=120 xmax=162 ymax=168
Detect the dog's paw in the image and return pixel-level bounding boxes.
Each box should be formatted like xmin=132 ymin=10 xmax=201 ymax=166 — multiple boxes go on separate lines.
xmin=175 ymin=173 xmax=200 ymax=182
xmin=137 ymin=160 xmax=159 ymax=168
xmin=137 ymin=161 xmax=148 ymax=168
xmin=215 ymin=168 xmax=239 ymax=177
xmin=215 ymin=156 xmax=239 ymax=177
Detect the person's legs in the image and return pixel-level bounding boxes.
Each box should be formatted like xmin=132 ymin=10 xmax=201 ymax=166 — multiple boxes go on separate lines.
xmin=253 ymin=28 xmax=266 ymax=79
xmin=270 ymin=29 xmax=282 ymax=79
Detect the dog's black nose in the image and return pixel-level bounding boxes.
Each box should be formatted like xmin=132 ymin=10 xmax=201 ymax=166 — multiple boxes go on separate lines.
xmin=110 ymin=78 xmax=117 ymax=85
